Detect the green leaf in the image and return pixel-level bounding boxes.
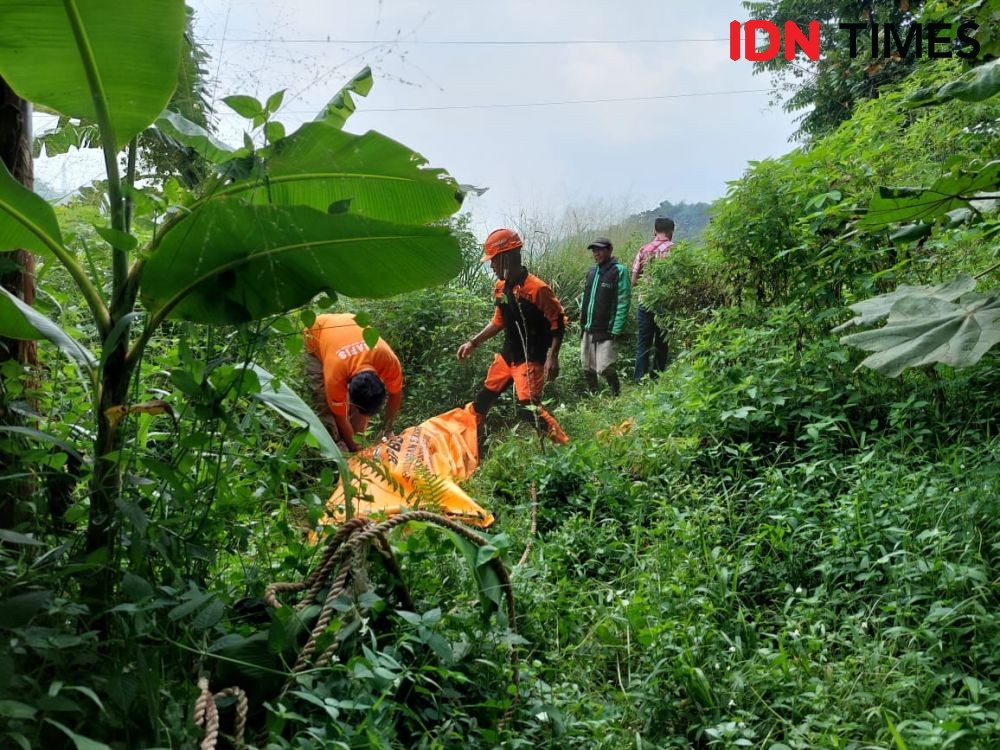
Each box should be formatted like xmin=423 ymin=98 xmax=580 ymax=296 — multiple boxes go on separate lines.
xmin=168 ymin=589 xmax=213 ymax=621
xmin=0 ymin=0 xmax=186 ymax=151
xmin=140 ymin=200 xmax=461 ymax=324
xmin=266 ymin=89 xmax=286 ymax=113
xmin=64 ymin=686 xmax=105 ymax=714
xmin=362 ymin=326 xmax=380 ymax=349
xmin=888 ymin=222 xmax=932 ymax=244
xmin=264 ymin=121 xmax=286 ymax=143
xmin=192 ymin=598 xmax=225 ymax=630
xmin=94 ymin=226 xmax=137 ymax=254
xmin=314 ymin=67 xmax=374 ymax=129
xmin=439 ymin=527 xmax=503 ymax=613
xmin=840 ymin=291 xmax=1000 ymax=377
xmin=44 ymin=719 xmax=113 ymax=750
xmin=0 ymin=292 xmax=45 ymax=341
xmin=33 ymin=117 xmax=101 ymax=158
xmin=224 ymin=95 xmax=264 ymax=119
xmin=0 ymin=426 xmax=84 ymax=465
xmin=885 ymin=714 xmax=910 ymax=750
xmin=0 ymin=700 xmax=37 ymax=720
xmin=247 ymin=364 xmax=344 ymax=462
xmin=0 ymin=160 xmax=65 ymax=259
xmin=0 ymin=287 xmax=97 ymax=372
xmin=833 ymin=274 xmax=976 ymax=332
xmin=155 ymin=110 xmax=235 ymax=164
xmin=906 ymin=58 xmax=1000 ymax=107
xmin=0 ymin=590 xmax=53 ymax=628
xmin=859 ymin=161 xmax=1000 ymax=230
xmin=232 ymin=126 xmax=463 ymax=225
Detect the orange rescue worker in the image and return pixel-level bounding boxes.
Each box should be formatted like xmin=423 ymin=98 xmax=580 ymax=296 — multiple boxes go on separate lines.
xmin=304 ymin=313 xmax=403 ymax=452
xmin=456 ymin=228 xmax=569 ymax=445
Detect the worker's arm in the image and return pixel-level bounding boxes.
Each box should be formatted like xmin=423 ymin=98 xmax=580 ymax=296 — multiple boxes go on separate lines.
xmin=457 ymin=322 xmax=503 ymax=360
xmin=383 ymin=390 xmax=403 ymax=434
xmin=333 ymin=411 xmax=359 ymax=452
xmin=545 ymin=330 xmax=563 ymax=381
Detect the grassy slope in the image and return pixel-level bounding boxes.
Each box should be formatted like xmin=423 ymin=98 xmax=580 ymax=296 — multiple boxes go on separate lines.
xmin=467 ymin=337 xmax=1000 ymax=749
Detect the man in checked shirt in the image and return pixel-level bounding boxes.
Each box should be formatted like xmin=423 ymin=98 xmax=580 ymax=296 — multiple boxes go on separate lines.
xmin=631 ymin=217 xmax=675 ymax=382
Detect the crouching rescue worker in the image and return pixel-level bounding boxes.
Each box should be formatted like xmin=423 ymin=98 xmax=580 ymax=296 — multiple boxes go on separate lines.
xmin=580 ymin=236 xmax=631 ymax=396
xmin=456 ymin=228 xmax=569 ymax=445
xmin=304 ymin=313 xmax=403 ymax=452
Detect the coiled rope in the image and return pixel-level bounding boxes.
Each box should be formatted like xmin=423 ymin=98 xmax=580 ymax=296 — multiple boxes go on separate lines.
xmin=191 ymin=510 xmax=522 ymax=747
xmin=193 ymin=677 xmax=248 ymax=750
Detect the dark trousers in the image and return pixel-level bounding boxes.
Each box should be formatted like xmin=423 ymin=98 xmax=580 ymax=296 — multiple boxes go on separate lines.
xmin=634 ymin=304 xmax=667 ymax=382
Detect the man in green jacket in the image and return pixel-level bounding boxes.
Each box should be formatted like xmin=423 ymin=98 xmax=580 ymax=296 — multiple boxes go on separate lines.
xmin=579 ymin=237 xmax=631 ymax=396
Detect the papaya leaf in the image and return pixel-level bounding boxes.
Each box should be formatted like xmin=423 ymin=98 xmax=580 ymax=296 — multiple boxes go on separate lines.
xmin=140 ymin=200 xmax=461 ymax=324
xmin=221 ymin=127 xmax=463 ymax=225
xmin=0 ymin=0 xmax=186 ymax=151
xmin=889 ymin=222 xmax=932 ymax=243
xmin=314 ymin=67 xmax=374 ymax=129
xmin=833 ymin=274 xmax=976 ymax=332
xmin=859 ymin=161 xmax=1000 ymax=229
xmin=840 ymin=292 xmax=1000 ymax=377
xmin=0 ymin=287 xmax=97 ymax=373
xmin=154 ymin=110 xmax=235 ymax=164
xmin=0 ymin=161 xmax=65 ymax=260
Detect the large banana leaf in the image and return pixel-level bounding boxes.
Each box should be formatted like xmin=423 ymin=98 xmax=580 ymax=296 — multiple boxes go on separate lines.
xmin=154 ymin=110 xmax=235 ymax=165
xmin=314 ymin=66 xmax=374 ymax=129
xmin=0 ymin=162 xmax=64 ymax=258
xmin=0 ymin=287 xmax=97 ymax=373
xmin=0 ymin=0 xmax=185 ymax=151
xmin=140 ymin=200 xmax=461 ymax=324
xmin=211 ymin=127 xmax=462 ymax=225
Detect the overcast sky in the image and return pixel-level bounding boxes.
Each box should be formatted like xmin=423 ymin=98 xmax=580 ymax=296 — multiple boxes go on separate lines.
xmin=38 ymin=1 xmax=801 ymax=238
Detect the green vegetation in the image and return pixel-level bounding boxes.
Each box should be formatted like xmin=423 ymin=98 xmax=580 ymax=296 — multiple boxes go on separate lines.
xmin=2 ymin=2 xmax=999 ymax=749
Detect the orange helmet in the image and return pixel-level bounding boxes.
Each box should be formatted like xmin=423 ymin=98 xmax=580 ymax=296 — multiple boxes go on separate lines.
xmin=481 ymin=228 xmax=523 ymax=263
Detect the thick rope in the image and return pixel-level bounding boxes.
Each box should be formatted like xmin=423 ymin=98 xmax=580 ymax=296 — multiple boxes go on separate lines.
xmin=194 ymin=677 xmax=247 ymax=750
xmin=264 ymin=516 xmax=369 ymax=610
xmin=268 ymin=511 xmax=519 ymax=702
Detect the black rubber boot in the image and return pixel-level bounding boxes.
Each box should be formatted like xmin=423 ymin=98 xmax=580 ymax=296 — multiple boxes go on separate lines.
xmin=605 ymin=370 xmax=621 ymax=396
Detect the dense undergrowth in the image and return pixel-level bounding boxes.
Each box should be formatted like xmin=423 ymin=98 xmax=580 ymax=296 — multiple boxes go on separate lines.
xmin=471 ymin=322 xmax=1000 ymax=748
xmin=3 ymin=19 xmax=1000 ymax=750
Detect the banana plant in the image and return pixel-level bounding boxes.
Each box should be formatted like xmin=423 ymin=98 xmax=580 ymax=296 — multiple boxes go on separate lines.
xmin=0 ymin=0 xmax=463 ymax=612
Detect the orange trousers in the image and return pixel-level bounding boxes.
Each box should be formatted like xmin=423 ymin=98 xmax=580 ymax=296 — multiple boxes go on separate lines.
xmin=477 ymin=354 xmax=568 ymax=444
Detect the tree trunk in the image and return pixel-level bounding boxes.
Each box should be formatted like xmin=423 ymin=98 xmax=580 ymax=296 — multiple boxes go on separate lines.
xmin=0 ymin=75 xmax=36 ymax=531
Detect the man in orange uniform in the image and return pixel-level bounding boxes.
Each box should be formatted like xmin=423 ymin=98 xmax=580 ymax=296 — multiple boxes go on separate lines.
xmin=456 ymin=228 xmax=569 ymax=445
xmin=304 ymin=313 xmax=403 ymax=452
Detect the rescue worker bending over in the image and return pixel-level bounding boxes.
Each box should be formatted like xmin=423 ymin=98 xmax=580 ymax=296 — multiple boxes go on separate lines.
xmin=304 ymin=313 xmax=403 ymax=452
